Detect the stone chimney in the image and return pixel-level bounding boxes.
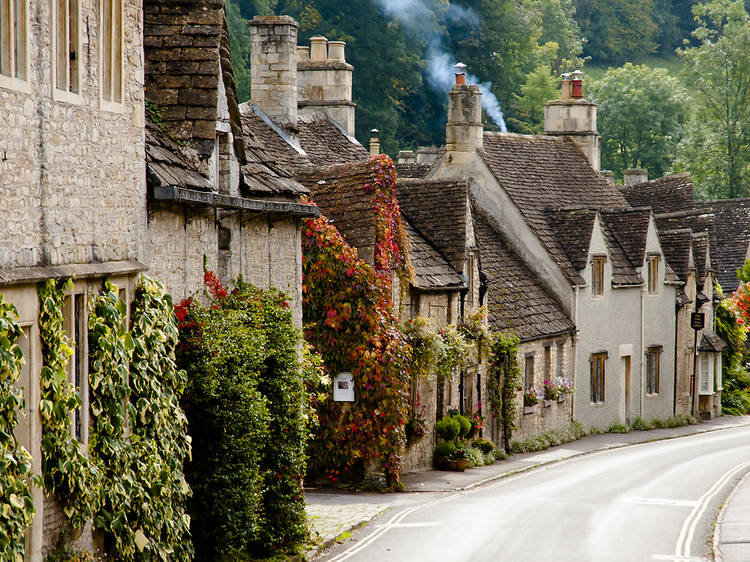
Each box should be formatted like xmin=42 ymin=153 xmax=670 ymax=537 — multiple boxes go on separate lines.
xmin=446 ymin=63 xmax=483 ymax=161
xmin=398 ymin=150 xmax=415 ymax=164
xmin=544 ymin=70 xmax=600 ymax=171
xmin=416 ymin=146 xmax=440 ymax=164
xmin=297 ymin=36 xmax=356 ymax=135
xmin=249 ymin=16 xmax=299 ymax=130
xmin=623 ymin=168 xmax=648 ymax=185
xmin=601 ymin=170 xmax=615 ymax=185
xmin=369 ymin=129 xmax=380 ymax=155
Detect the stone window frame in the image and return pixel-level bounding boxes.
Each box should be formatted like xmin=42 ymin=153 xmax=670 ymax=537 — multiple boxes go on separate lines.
xmin=543 ymin=342 xmax=552 ymax=382
xmin=524 ymin=352 xmax=535 ymax=389
xmin=0 ymin=0 xmax=31 ymax=92
xmin=590 ymin=351 xmax=607 ymax=403
xmin=99 ymin=0 xmax=123 ymax=112
xmin=555 ymin=339 xmax=566 ymax=377
xmin=647 ymin=253 xmax=660 ymax=295
xmin=51 ymin=0 xmax=83 ymax=104
xmin=646 ymin=345 xmax=662 ymax=395
xmin=591 ymin=254 xmax=606 ymax=299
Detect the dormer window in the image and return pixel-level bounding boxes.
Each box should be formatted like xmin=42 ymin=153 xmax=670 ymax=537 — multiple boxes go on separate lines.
xmin=592 ymin=256 xmax=605 ymax=297
xmin=648 ymin=255 xmax=660 ymax=294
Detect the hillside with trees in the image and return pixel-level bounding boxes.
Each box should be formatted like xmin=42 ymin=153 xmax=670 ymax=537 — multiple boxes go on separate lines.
xmin=227 ymin=0 xmax=750 ymax=199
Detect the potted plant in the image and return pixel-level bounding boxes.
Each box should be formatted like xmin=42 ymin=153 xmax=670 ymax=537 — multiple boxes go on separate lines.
xmin=524 ymin=386 xmax=543 ymax=412
xmin=433 ymin=416 xmax=469 ymax=471
xmin=557 ymin=376 xmax=574 ymax=401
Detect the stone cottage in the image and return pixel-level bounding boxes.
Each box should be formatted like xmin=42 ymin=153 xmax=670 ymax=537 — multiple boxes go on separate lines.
xmin=0 ymin=0 xmax=148 ymax=557
xmin=406 ymin=68 xmax=682 ymax=433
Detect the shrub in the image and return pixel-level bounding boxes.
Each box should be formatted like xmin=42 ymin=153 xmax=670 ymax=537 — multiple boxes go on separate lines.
xmin=630 ymin=416 xmax=652 ymax=431
xmin=665 ymin=414 xmax=698 ymax=427
xmin=651 ymin=417 xmax=667 ymax=429
xmin=492 ymin=449 xmax=507 ymax=461
xmin=472 ymin=438 xmax=495 ymax=454
xmin=466 ymin=447 xmax=484 ymax=468
xmin=453 ymin=414 xmax=472 ymax=438
xmin=435 ymin=417 xmax=461 ymax=442
xmin=607 ymin=422 xmax=629 ymax=434
xmin=433 ymin=441 xmax=457 ymax=462
xmin=483 ymin=452 xmax=496 ymax=465
xmin=178 ymin=280 xmax=307 ymax=559
xmin=589 ymin=427 xmax=603 ymax=435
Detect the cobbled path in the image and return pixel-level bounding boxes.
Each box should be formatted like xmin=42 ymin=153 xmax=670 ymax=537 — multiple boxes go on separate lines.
xmin=306 ymin=502 xmax=390 ymax=552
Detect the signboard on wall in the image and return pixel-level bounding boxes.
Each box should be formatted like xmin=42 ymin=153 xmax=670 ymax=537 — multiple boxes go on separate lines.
xmin=333 ymin=372 xmax=355 ymax=402
xmin=691 ymin=312 xmax=705 ymax=331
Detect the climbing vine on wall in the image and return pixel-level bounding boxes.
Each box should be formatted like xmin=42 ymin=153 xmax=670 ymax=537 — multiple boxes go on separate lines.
xmin=38 ymin=279 xmax=100 ymax=531
xmin=302 ymin=214 xmax=411 ymax=489
xmin=128 ymin=276 xmax=193 ymax=561
xmin=488 ymin=333 xmax=521 ymax=452
xmin=0 ymin=295 xmax=35 ymax=561
xmin=367 ymin=154 xmax=412 ymax=306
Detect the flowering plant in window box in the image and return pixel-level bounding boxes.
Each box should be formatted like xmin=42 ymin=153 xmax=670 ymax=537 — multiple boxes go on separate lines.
xmin=542 ymin=379 xmax=560 ymax=400
xmin=524 ymin=386 xmax=543 ymax=407
xmin=557 ymin=376 xmax=575 ymax=396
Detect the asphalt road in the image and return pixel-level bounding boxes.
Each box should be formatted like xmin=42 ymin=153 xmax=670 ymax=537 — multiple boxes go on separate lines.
xmin=321 ymin=425 xmax=750 ymax=562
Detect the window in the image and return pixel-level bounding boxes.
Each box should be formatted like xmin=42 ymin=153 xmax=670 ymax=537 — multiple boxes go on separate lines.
xmin=100 ymin=0 xmax=123 ymax=105
xmin=0 ymin=0 xmax=27 ymax=82
xmin=524 ymin=354 xmax=535 ymax=388
xmin=592 ymin=256 xmax=605 ymax=297
xmin=646 ymin=347 xmax=661 ymax=394
xmin=648 ymin=255 xmax=660 ymax=294
xmin=590 ymin=353 xmax=606 ymax=402
xmin=64 ymin=293 xmax=89 ymax=443
xmin=700 ymin=354 xmax=711 ymax=394
xmin=544 ymin=345 xmax=551 ymax=382
xmin=715 ymin=355 xmax=722 ymax=391
xmin=54 ymin=0 xmax=80 ymax=96
xmin=556 ymin=341 xmax=565 ymax=377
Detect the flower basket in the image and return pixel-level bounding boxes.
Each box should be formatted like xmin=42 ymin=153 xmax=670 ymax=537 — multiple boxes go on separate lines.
xmin=436 ymin=457 xmax=468 ymax=471
xmin=558 ymin=395 xmax=565 ymax=403
xmin=523 ymin=405 xmax=536 ymax=415
xmin=543 ymin=399 xmax=553 ymax=408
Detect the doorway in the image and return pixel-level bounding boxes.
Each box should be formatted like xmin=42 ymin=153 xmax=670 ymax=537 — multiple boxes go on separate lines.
xmin=624 ymin=356 xmax=631 ymax=425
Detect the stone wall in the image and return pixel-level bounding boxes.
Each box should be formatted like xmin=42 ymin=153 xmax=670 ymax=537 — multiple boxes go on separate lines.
xmin=0 ymin=0 xmax=146 ymax=271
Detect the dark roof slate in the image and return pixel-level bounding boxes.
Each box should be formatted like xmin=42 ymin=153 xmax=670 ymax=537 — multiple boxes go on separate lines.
xmin=474 ymin=214 xmax=575 ymax=342
xmin=545 ymin=208 xmax=596 ymax=272
xmin=396 ymin=162 xmax=434 ymax=179
xmin=396 ymin=179 xmax=470 ymax=271
xmin=299 ymin=117 xmax=370 ymax=168
xmin=299 ymin=161 xmax=379 ymax=262
xmin=619 ymin=174 xmax=695 ymax=214
xmin=143 ymin=0 xmax=225 ymax=157
xmin=710 ymin=198 xmax=750 ymax=292
xmin=479 ymin=133 xmax=629 ymax=284
xmin=145 ymin=120 xmax=214 ymax=192
xmin=600 ymin=209 xmax=652 ymax=269
xmin=699 ymin=330 xmax=728 ymax=352
xmin=655 ymin=210 xmax=717 ymax=278
xmin=402 ymin=218 xmax=465 ymax=290
xmin=658 ymin=229 xmax=693 ymax=282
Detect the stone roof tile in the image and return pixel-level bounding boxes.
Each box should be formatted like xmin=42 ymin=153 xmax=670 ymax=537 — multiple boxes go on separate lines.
xmin=619 ymin=173 xmax=695 ymax=214
xmin=709 ymin=198 xmax=750 ymax=292
xmin=145 ymin=120 xmax=214 ymax=192
xmin=403 ymin=218 xmax=465 ymax=290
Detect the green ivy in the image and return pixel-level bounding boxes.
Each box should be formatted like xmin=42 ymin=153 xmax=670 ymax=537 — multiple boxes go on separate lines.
xmin=0 ymin=295 xmax=35 ymax=561
xmin=38 ymin=279 xmax=100 ymax=531
xmin=488 ymin=333 xmax=521 ymax=453
xmin=127 ymin=276 xmax=192 ymax=560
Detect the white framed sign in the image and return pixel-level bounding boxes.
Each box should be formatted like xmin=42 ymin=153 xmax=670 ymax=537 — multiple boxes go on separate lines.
xmin=333 ymin=372 xmax=355 ymax=402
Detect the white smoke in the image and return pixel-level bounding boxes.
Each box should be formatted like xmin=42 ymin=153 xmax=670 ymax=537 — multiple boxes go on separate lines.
xmin=375 ymin=0 xmax=507 ymax=132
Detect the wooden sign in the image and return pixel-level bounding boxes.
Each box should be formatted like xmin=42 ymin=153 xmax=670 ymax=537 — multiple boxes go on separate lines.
xmin=690 ymin=312 xmax=705 ymax=331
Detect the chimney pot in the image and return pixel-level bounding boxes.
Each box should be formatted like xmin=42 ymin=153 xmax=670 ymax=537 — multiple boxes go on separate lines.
xmin=570 ymin=69 xmax=583 ymax=99
xmin=397 ymin=150 xmax=415 ymax=164
xmin=560 ymin=73 xmax=572 ymax=101
xmin=309 ymin=36 xmax=328 ymax=62
xmin=297 ymin=46 xmax=309 ymax=63
xmin=369 ymin=129 xmax=380 ymax=156
xmin=454 ymin=62 xmax=467 ymax=85
xmin=327 ymin=41 xmax=346 ymax=62
xmin=623 ymin=168 xmax=648 ymax=185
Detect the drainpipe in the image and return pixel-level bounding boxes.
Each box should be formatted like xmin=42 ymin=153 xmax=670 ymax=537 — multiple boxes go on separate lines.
xmin=640 ymin=287 xmax=645 ymax=417
xmin=572 ymin=286 xmax=579 ymax=422
xmin=673 ymin=301 xmax=679 ymax=416
xmin=459 ymin=287 xmax=468 ymax=414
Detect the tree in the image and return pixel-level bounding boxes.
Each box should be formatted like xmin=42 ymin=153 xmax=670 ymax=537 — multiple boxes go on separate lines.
xmin=509 ymin=64 xmax=559 ymax=134
xmin=588 ymin=63 xmax=687 ymax=179
xmin=676 ymin=0 xmax=750 ymax=199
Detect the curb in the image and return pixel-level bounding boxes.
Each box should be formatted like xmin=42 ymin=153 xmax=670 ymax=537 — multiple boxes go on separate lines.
xmin=449 ymin=420 xmax=750 ymax=493
xmin=712 ymin=470 xmax=750 ymax=562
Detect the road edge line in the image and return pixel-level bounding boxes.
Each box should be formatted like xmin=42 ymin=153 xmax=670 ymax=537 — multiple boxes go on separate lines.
xmin=712 ymin=469 xmax=750 ymax=562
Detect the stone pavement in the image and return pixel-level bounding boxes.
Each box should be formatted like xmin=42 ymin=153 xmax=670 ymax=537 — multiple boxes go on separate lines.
xmin=304 ymin=415 xmax=750 ymax=559
xmin=715 ymin=470 xmax=750 ymax=562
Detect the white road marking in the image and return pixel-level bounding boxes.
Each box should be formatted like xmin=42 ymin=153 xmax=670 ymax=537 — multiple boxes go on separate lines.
xmin=373 ymin=522 xmax=440 ymax=528
xmin=674 ymin=460 xmax=750 ymax=559
xmin=622 ymin=497 xmax=699 ymax=508
xmin=652 ymin=554 xmax=707 ymax=560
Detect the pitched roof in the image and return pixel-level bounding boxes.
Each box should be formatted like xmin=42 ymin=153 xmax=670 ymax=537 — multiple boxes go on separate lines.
xmin=299 ymin=160 xmax=379 ymax=263
xmin=658 ymin=229 xmax=693 ymax=282
xmin=600 ymin=209 xmax=652 ymax=269
xmin=619 ymin=174 xmax=696 ymax=214
xmin=396 ymin=162 xmax=434 ymax=179
xmin=479 ymin=133 xmax=629 ymax=284
xmin=145 ymin=120 xmax=214 ymax=192
xmin=144 ymin=0 xmax=225 ymax=157
xmin=699 ymin=330 xmax=727 ymax=352
xmin=396 ymin=179 xmax=470 ymax=271
xmin=402 ymin=218 xmax=465 ymax=290
xmin=239 ymin=104 xmax=370 ymax=178
xmin=691 ymin=231 xmax=710 ymax=283
xmin=710 ymin=198 xmax=750 ymax=292
xmin=474 ymin=213 xmax=575 ymax=342
xmin=598 ymin=215 xmax=643 ymax=286
xmin=545 ymin=208 xmax=596 ymax=272
xmin=655 ymin=209 xmax=717 ymax=278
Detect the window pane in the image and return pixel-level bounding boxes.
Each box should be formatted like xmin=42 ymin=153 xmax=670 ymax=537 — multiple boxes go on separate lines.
xmin=1 ymin=0 xmax=10 ymax=77
xmin=74 ymin=294 xmax=83 ymax=440
xmin=112 ymin=0 xmax=122 ymax=102
xmin=56 ymin=0 xmax=66 ymax=90
xmin=101 ymin=0 xmax=112 ymax=100
xmin=69 ymin=0 xmax=78 ymax=92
